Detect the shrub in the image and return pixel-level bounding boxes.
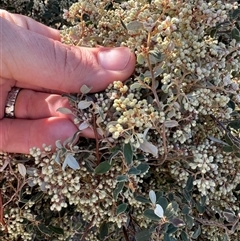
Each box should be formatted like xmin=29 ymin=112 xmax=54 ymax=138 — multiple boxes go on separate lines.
xmin=1 ymin=0 xmax=240 ymax=240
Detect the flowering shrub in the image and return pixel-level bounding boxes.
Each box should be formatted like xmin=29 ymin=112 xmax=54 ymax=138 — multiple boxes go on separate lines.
xmin=1 ymin=0 xmax=240 ymax=240
xmin=0 ymin=0 xmax=78 ymax=28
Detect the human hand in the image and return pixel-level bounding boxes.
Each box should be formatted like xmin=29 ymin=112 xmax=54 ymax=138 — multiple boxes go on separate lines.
xmin=0 ymin=10 xmax=135 ymax=154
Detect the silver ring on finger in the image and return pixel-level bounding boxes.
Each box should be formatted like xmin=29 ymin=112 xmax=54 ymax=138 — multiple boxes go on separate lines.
xmin=4 ymin=87 xmax=22 ymax=118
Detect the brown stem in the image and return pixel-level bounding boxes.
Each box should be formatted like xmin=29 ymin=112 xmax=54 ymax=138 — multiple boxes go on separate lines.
xmin=93 ymin=114 xmax=101 ymax=165
xmin=122 ymin=225 xmax=130 ymax=241
xmin=80 ymin=216 xmax=95 ymax=241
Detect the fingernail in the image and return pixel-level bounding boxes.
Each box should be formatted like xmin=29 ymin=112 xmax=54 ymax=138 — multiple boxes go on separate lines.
xmin=98 ymin=47 xmax=132 ymax=71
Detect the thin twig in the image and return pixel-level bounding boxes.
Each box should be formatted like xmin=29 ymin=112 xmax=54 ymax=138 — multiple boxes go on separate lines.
xmin=122 ymin=225 xmax=130 ymax=241
xmin=0 ymin=189 xmax=7 ymax=232
xmin=92 ymin=114 xmax=101 ymax=165
xmin=80 ymin=216 xmax=95 ymax=241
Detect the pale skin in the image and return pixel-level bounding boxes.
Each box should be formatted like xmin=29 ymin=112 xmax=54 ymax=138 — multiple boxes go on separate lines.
xmin=0 ymin=10 xmax=136 ymax=154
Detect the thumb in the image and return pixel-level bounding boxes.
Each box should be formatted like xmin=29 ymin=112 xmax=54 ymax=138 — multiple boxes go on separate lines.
xmin=1 ymin=15 xmax=135 ymax=93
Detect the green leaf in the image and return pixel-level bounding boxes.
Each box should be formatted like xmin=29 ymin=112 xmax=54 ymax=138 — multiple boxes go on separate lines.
xmin=166 ymin=223 xmax=178 ymax=234
xmin=134 ymin=194 xmax=151 ymax=203
xmin=227 ymin=100 xmax=235 ymax=110
xmin=135 ymin=229 xmax=152 ymax=241
xmin=164 ymin=233 xmax=177 ymax=241
xmin=108 ymin=148 xmax=121 ymax=165
xmin=165 ymin=201 xmax=178 ymax=219
xmin=185 ymin=214 xmax=194 ymax=229
xmin=222 ymin=145 xmax=233 ymax=153
xmin=35 ymin=214 xmax=43 ymax=221
xmin=196 ymin=201 xmax=205 ymax=213
xmin=185 ymin=175 xmax=194 ymax=192
xmin=84 ymin=160 xmax=94 ymax=173
xmin=182 ymin=205 xmax=190 ymax=215
xmin=137 ymin=53 xmax=145 ymax=65
xmin=37 ymin=224 xmax=52 ymax=236
xmin=19 ymin=189 xmax=29 ymax=203
xmin=95 ymin=161 xmax=112 ymax=174
xmin=136 ymin=154 xmax=146 ymax=161
xmin=123 ymin=143 xmax=133 ymax=165
xmin=231 ymin=8 xmax=240 ymax=19
xmin=164 ymin=233 xmax=171 ymax=241
xmin=21 ymin=218 xmax=29 ymax=225
xmin=128 ymin=167 xmax=141 ymax=175
xmin=171 ymin=218 xmax=185 ymax=227
xmin=156 ymin=191 xmax=163 ymax=200
xmin=235 ymin=152 xmax=240 ymax=158
xmin=113 ymin=181 xmax=124 ymax=200
xmin=183 ymin=189 xmax=192 ymax=203
xmin=200 ymin=196 xmax=207 ymax=206
xmin=99 ymin=221 xmax=108 ymax=240
xmin=49 ymin=225 xmax=64 ymax=235
xmin=180 ymin=231 xmax=189 ymax=241
xmin=157 ymin=197 xmax=168 ymax=210
xmin=136 ymin=163 xmax=150 ymax=174
xmin=30 ymin=191 xmax=44 ymax=203
xmin=228 ymin=119 xmax=240 ymax=130
xmin=116 ymin=175 xmax=128 ymax=182
xmin=192 ymin=225 xmax=201 ymax=239
xmin=26 ymin=224 xmax=34 ymax=233
xmin=224 ymin=133 xmax=234 ymax=147
xmin=231 ymin=27 xmax=240 ymax=42
xmin=116 ymin=203 xmax=128 ymax=215
xmin=149 ymin=50 xmax=162 ymax=61
xmin=168 ymin=193 xmax=174 ymax=201
xmin=144 ymin=209 xmax=160 ymax=221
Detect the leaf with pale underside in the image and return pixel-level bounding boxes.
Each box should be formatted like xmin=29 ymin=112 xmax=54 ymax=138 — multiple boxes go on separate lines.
xmin=126 ymin=20 xmax=143 ymax=31
xmin=149 ymin=190 xmax=156 ymax=204
xmin=56 ymin=107 xmax=73 ymax=115
xmin=139 ymin=140 xmax=158 ymax=157
xmin=62 ymin=154 xmax=80 ymax=171
xmin=80 ymin=84 xmax=92 ymax=94
xmin=55 ymin=140 xmax=63 ymax=149
xmin=78 ymin=100 xmax=92 ymax=109
xmin=154 ymin=204 xmax=164 ymax=218
xmin=79 ymin=121 xmax=89 ymax=131
xmin=164 ymin=120 xmax=178 ymax=128
xmin=0 ymin=159 xmax=9 ymax=172
xmin=18 ymin=163 xmax=26 ymax=177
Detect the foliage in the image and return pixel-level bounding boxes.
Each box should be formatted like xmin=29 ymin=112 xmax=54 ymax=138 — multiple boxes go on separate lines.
xmin=1 ymin=0 xmax=240 ymax=240
xmin=0 ymin=0 xmax=78 ymax=28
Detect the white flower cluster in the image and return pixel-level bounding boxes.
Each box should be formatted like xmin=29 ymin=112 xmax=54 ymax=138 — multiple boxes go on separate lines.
xmin=3 ymin=208 xmax=32 ymax=241
xmin=170 ymin=139 xmax=240 ymax=208
xmin=107 ymin=81 xmax=165 ymax=149
xmin=184 ymin=89 xmax=232 ymax=117
xmin=27 ymin=149 xmax=150 ymax=232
